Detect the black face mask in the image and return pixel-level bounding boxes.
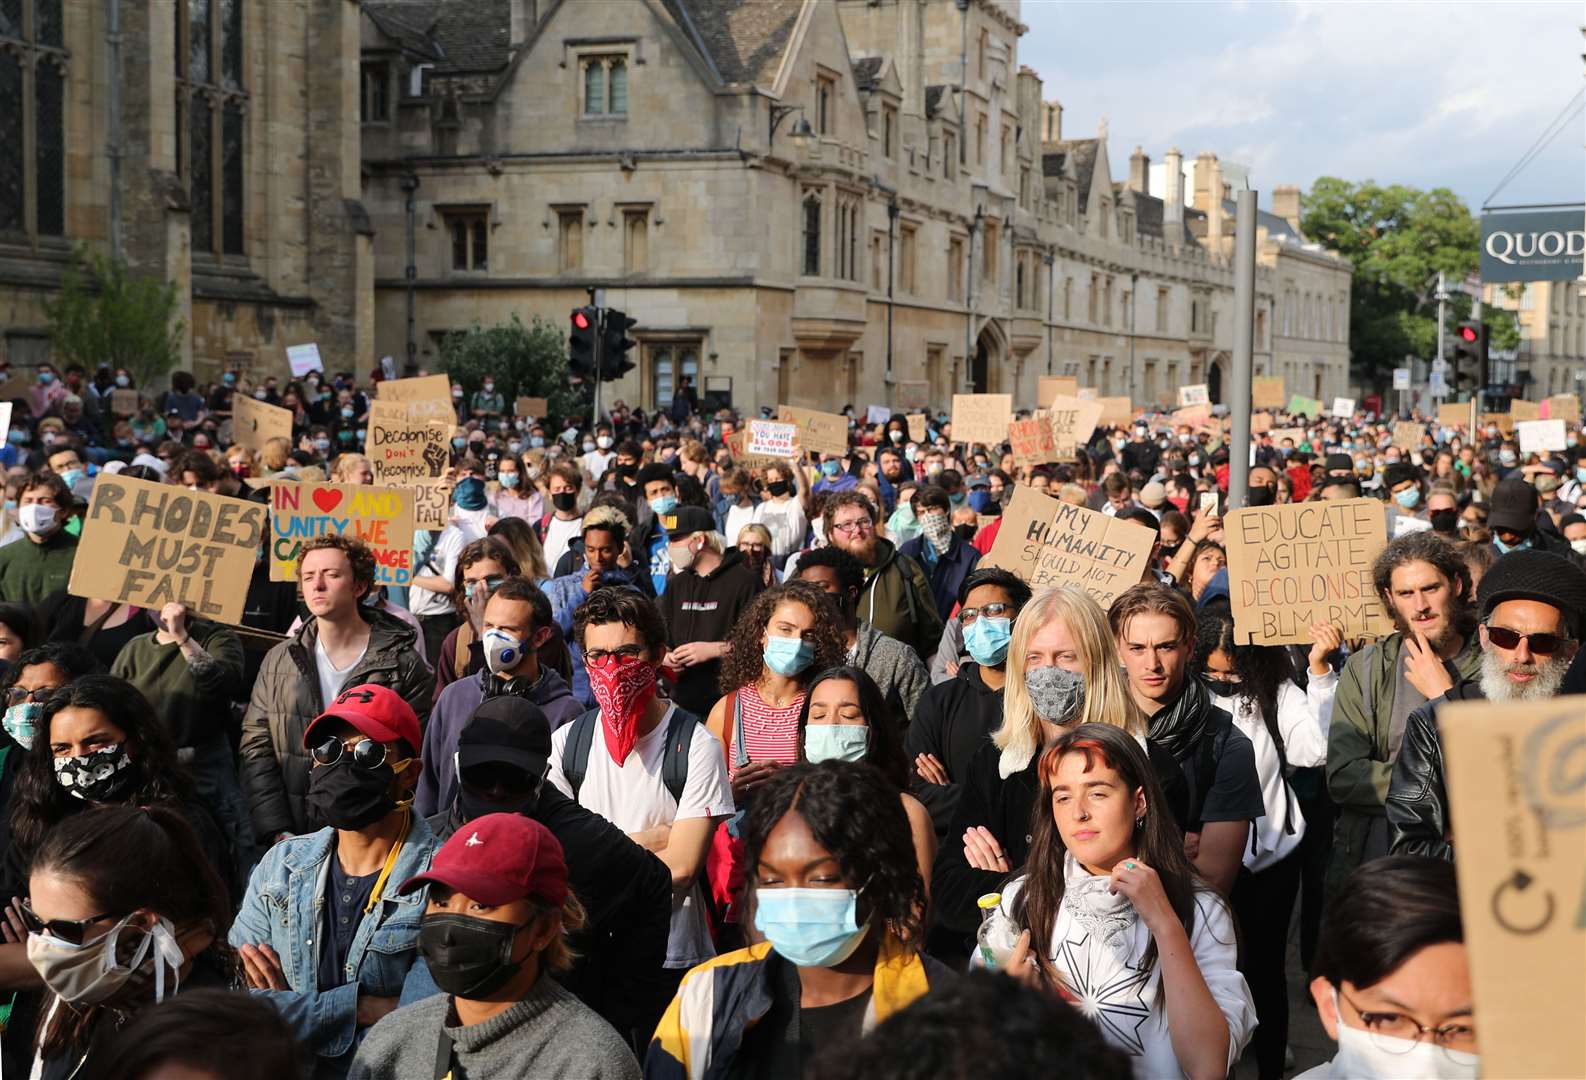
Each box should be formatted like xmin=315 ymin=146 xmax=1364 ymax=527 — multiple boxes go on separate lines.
xmin=1245 ymin=485 xmax=1277 ymax=508
xmin=614 ymin=462 xmax=637 ymax=479
xmin=551 ymin=491 xmax=577 ymax=514
xmin=418 ymin=913 xmax=530 ymax=998
xmin=953 ymin=523 xmax=977 ymax=543
xmin=305 ymin=759 xmax=398 ymax=831
xmin=457 ymin=784 xmax=539 ymax=824
xmin=1159 ymin=541 xmax=1182 ymax=559
xmin=1430 ymin=508 xmax=1459 ymax=534
xmin=766 ymin=480 xmax=790 ymax=498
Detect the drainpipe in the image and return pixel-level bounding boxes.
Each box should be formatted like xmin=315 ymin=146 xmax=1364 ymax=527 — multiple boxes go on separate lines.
xmin=966 ymin=202 xmax=982 ymax=390
xmin=1044 ymin=247 xmax=1055 ymax=374
xmin=106 ymin=0 xmax=123 ymax=261
xmin=886 ymin=196 xmax=898 ymax=383
xmin=401 ymin=173 xmax=420 ymax=372
xmin=956 ymin=0 xmax=968 ymax=168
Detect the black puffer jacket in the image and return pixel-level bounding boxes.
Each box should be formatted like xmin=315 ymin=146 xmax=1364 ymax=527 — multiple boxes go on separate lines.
xmin=1385 ymin=677 xmax=1485 ymax=861
xmin=239 ymin=607 xmax=432 ymax=840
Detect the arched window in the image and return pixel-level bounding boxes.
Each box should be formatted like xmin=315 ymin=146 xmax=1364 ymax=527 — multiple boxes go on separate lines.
xmin=0 ymin=0 xmax=68 ymax=240
xmin=179 ymin=0 xmax=249 ymax=257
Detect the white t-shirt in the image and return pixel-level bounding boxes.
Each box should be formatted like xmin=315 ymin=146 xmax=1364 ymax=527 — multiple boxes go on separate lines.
xmin=751 ymin=497 xmax=807 ymax=558
xmin=314 ymin=633 xmax=368 ymax=713
xmin=547 ymin=706 xmax=735 ymax=969
xmin=582 ymin=449 xmax=616 ymax=482
xmin=542 ymin=514 xmax=583 ymax=574
xmin=408 ymin=513 xmax=489 ymax=617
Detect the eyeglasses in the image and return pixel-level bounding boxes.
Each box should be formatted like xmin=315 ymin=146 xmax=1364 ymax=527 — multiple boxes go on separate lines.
xmin=1484 ymin=624 xmax=1569 ymax=656
xmin=3 ymin=686 xmax=53 ymax=708
xmin=1339 ymin=990 xmax=1477 ymax=1057
xmin=19 ymin=901 xmax=117 ymax=946
xmin=583 ymin=644 xmax=648 ymax=668
xmin=311 ymin=737 xmax=406 ymax=771
xmin=830 ymin=519 xmax=873 ymax=536
xmin=960 ymin=602 xmax=1015 ymax=625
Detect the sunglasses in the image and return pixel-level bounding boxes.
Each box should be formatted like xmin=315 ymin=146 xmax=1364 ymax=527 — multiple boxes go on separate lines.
xmin=311 ymin=737 xmax=404 ymax=771
xmin=20 ymin=901 xmax=117 ymax=946
xmin=1484 ymin=625 xmax=1569 ymax=656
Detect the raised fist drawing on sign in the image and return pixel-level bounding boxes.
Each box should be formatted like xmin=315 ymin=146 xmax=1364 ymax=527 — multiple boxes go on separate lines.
xmin=421 ymin=440 xmax=448 ymax=477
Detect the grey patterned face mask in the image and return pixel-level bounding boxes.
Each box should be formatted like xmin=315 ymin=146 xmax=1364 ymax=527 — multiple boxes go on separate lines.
xmin=1026 ymin=665 xmax=1085 ymax=725
xmin=52 ymin=743 xmax=134 ymax=802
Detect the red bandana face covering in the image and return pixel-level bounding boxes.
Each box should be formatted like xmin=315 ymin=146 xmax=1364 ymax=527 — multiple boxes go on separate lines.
xmin=588 ymin=653 xmax=658 ymax=765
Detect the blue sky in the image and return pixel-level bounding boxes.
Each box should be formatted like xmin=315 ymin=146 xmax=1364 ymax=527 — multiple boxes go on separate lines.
xmin=1017 ymin=0 xmax=1583 ymax=214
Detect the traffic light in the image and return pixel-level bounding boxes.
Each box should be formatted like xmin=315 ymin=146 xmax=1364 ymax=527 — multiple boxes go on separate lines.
xmin=569 ymin=306 xmax=599 ymax=381
xmin=1451 ymin=321 xmax=1489 ymax=393
xmin=600 ymin=309 xmax=638 ymax=381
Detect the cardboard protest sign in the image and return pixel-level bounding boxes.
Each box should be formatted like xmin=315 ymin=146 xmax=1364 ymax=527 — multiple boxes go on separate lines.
xmin=1482 ymin=412 xmax=1516 ymax=434
xmin=515 ymin=396 xmax=548 ymax=418
xmin=1225 ymin=498 xmax=1392 ymax=646
xmin=1438 ymin=697 xmax=1585 ymax=1080
xmin=1007 ymin=415 xmax=1058 ymax=469
xmin=367 ymin=402 xmax=453 ymax=485
xmin=1330 ymin=396 xmax=1356 ymax=419
xmin=380 ymin=374 xmax=450 ymax=403
xmin=1266 ymin=427 xmax=1305 ymax=447
xmin=1542 ymin=393 xmax=1580 ymax=422
xmin=1517 ymin=418 xmax=1567 ymax=454
xmin=110 ymin=389 xmax=138 ymax=417
xmin=1437 ymin=401 xmax=1471 ymax=428
xmin=1038 ymin=376 xmax=1079 ymax=407
xmin=1250 ymin=412 xmax=1273 ymax=434
xmin=1509 ymin=399 xmax=1541 ymax=423
xmin=1076 ymin=387 xmax=1099 ymax=401
xmin=1178 ymin=383 xmax=1210 ymax=408
xmin=1172 ymin=405 xmax=1214 ymax=430
xmin=1287 ymin=394 xmax=1321 ymax=418
xmin=0 ymin=403 xmax=10 ymax=441
xmin=286 ymin=343 xmax=323 ymax=377
xmin=865 ymin=404 xmax=892 ymax=426
xmin=745 ymin=419 xmax=799 ymax=459
xmin=906 ymin=414 xmax=927 ymax=443
xmin=68 ymin=474 xmax=267 ymax=626
xmin=982 ymin=486 xmax=1157 ymax=609
xmin=951 ymin=394 xmax=1013 ymax=447
xmin=268 ymin=483 xmax=416 ymax=585
xmin=1391 ymin=421 xmax=1423 ymax=452
xmin=725 ymin=430 xmax=786 ymax=471
xmin=233 ymin=394 xmax=294 ymax=453
xmin=1048 ymin=396 xmax=1103 ymax=456
xmin=1096 ymin=396 xmax=1133 ymax=428
xmin=1252 ymin=377 xmax=1286 ymax=409
xmin=411 ymin=479 xmax=451 ymax=531
xmin=894 ymin=381 xmax=930 ymax=412
xmin=778 ymin=405 xmax=848 ymax=458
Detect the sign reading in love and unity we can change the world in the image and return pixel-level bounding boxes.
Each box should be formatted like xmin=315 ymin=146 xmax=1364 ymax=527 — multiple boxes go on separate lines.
xmin=69 ymin=473 xmax=268 ymax=626
xmin=983 ymin=485 xmax=1157 ymax=610
xmin=1225 ymin=498 xmax=1392 ymax=645
xmin=269 ymin=482 xmax=416 ymax=585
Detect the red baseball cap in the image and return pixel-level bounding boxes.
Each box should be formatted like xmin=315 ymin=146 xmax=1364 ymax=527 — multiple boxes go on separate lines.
xmin=303 ymin=683 xmax=422 ymax=757
xmin=399 ymin=813 xmax=569 ymax=907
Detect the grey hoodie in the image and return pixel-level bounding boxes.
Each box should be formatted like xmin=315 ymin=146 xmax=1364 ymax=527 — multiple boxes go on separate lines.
xmin=849 ymin=622 xmax=931 ymax=734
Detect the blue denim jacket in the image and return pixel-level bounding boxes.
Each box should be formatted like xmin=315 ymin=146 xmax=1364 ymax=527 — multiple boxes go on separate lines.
xmin=228 ymin=814 xmax=440 ymax=1076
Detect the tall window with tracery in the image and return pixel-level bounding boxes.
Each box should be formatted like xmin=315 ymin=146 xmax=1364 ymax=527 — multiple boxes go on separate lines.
xmin=177 ymin=0 xmax=248 ymax=258
xmin=0 ymin=0 xmax=68 ymax=242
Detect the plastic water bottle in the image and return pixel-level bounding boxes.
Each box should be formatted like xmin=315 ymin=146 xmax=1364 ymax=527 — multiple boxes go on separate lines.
xmin=976 ymin=892 xmax=1019 ymax=969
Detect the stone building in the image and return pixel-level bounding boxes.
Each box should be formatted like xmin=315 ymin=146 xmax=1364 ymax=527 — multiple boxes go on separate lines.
xmin=359 ymin=0 xmax=1354 ymax=417
xmin=1480 ymin=281 xmax=1586 ymax=403
xmin=0 ymin=0 xmax=372 ymax=380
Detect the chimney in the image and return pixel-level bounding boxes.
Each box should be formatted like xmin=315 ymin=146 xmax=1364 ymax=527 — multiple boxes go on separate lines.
xmin=898 ymin=0 xmax=925 ymax=117
xmin=1192 ymin=151 xmax=1218 ymax=214
xmin=510 ymin=0 xmax=538 ymax=45
xmin=1128 ymin=146 xmax=1149 ymax=193
xmin=1163 ymin=146 xmax=1184 ymax=235
xmin=1041 ymin=99 xmax=1063 ymax=147
xmin=1206 ymin=156 xmax=1225 ymax=250
xmin=1272 ymin=185 xmax=1302 ymax=232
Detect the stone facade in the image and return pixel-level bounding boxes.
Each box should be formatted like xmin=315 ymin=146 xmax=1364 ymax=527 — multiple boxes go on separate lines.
xmin=1481 ymin=281 xmax=1586 ymax=402
xmin=361 ymin=0 xmax=1354 ymax=417
xmin=0 ymin=0 xmax=372 ymax=383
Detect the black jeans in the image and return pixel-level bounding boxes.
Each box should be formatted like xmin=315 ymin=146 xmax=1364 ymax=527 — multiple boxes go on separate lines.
xmin=1232 ymin=847 xmax=1305 ymax=1080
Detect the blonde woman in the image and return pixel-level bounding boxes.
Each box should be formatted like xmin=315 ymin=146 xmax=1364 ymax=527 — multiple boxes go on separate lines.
xmin=258 ymin=435 xmax=293 ymax=477
xmin=331 ymin=452 xmax=375 ymax=486
xmin=931 ymin=585 xmax=1187 ymax=953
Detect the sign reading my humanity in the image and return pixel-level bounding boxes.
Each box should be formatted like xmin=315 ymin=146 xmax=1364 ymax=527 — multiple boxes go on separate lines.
xmin=983 ymin=485 xmax=1157 ymax=610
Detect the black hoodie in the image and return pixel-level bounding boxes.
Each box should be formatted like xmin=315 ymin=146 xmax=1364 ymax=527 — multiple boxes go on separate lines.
xmin=658 ymin=547 xmax=767 ymax=715
xmin=905 ymin=661 xmax=1005 ymax=836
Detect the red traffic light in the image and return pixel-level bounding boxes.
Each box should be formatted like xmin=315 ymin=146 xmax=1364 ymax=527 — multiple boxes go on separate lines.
xmin=572 ymin=311 xmax=592 ymax=330
xmin=1456 ymin=325 xmax=1478 ymax=343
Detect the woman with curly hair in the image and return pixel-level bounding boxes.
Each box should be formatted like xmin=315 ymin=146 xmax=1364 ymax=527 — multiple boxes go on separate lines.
xmin=986 ymin=724 xmax=1255 ymax=1080
xmin=706 ymin=581 xmax=846 ymax=805
xmin=647 ymin=761 xmax=952 ymax=1078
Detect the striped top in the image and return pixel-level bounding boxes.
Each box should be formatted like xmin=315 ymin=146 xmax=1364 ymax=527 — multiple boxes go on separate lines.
xmin=732 ymin=682 xmax=805 ymax=777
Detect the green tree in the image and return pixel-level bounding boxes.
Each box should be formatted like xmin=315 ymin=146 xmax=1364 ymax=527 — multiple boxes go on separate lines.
xmin=43 ymin=246 xmax=184 ymax=386
xmin=434 ymin=313 xmax=586 ymax=421
xmin=1301 ymin=178 xmax=1480 ymax=388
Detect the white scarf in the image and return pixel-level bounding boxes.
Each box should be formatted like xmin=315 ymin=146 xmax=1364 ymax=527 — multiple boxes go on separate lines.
xmin=1051 ymin=853 xmax=1160 ymax=1056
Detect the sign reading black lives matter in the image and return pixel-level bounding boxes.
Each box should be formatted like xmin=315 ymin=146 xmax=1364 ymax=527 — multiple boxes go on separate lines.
xmin=1480 ymin=206 xmax=1586 ymax=284
xmin=69 ymin=473 xmax=268 ymax=626
xmin=983 ymin=485 xmax=1157 ymax=610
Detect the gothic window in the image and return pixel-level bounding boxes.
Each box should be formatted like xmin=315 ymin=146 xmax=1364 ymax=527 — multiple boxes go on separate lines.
xmin=802 ymin=191 xmax=821 ymax=276
xmin=816 ymin=75 xmax=834 ymax=135
xmin=0 ymin=0 xmax=69 ymax=242
xmin=361 ymin=61 xmax=390 ymax=123
xmin=178 ymin=0 xmax=248 ymax=257
xmin=581 ymin=55 xmax=627 ymax=116
xmin=649 ymin=341 xmax=699 ymax=411
xmin=557 ymin=209 xmax=583 ymax=272
xmin=444 ymin=210 xmax=487 ymax=271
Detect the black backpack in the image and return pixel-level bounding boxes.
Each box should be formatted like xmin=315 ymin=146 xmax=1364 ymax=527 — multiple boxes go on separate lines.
xmin=560 ymin=706 xmax=701 ymax=805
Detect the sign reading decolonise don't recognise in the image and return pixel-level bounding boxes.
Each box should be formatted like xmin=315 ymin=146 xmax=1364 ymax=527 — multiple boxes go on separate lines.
xmin=1481 ymin=207 xmax=1586 ymax=284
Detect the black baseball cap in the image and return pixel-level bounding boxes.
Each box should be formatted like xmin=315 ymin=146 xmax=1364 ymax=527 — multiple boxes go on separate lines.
xmin=457 ymin=696 xmax=552 ymax=776
xmin=660 ymin=505 xmax=715 ymax=538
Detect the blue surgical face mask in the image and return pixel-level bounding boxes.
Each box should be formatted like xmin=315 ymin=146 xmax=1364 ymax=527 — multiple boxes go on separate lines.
xmin=1499 ymin=450 xmax=1517 ymax=467
xmin=57 ymin=468 xmax=84 ymax=490
xmin=1576 ymin=466 xmax=1586 ymax=484
xmin=3 ymin=701 xmax=42 ymax=750
xmin=530 ymin=436 xmax=545 ymax=449
xmin=763 ymin=634 xmax=815 ymax=677
xmin=1493 ymin=534 xmax=1531 ymax=555
xmin=649 ymin=494 xmax=679 ymax=517
xmin=1394 ymin=487 xmax=1421 ymax=510
xmin=804 ymin=724 xmax=869 ymax=764
xmin=498 ymin=472 xmax=520 ymax=489
xmin=7 ymin=429 xmax=25 ymax=444
xmin=753 ymin=887 xmax=869 ymax=968
xmin=452 ymin=437 xmax=467 ymax=450
xmin=821 ymin=460 xmax=841 ymax=478
xmin=963 ymin=616 xmax=1012 ymax=667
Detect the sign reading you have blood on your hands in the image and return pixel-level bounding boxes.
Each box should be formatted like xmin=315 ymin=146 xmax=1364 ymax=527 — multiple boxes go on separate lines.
xmin=1225 ymin=498 xmax=1392 ymax=645
xmin=983 ymin=485 xmax=1156 ymax=609
xmin=69 ymin=474 xmax=268 ymax=626
xmin=270 ymin=482 xmax=416 ymax=585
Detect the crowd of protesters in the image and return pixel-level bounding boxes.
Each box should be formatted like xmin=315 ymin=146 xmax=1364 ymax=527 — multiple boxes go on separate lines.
xmin=0 ymin=352 xmax=1580 ymax=1078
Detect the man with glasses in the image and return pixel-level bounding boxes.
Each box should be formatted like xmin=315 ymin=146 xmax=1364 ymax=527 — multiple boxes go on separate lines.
xmin=415 ymin=578 xmax=580 ymax=818
xmin=230 ymin=683 xmax=440 ymax=1078
xmin=1387 ymin=549 xmax=1586 ymax=860
xmin=823 ymin=491 xmax=941 ymax=660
